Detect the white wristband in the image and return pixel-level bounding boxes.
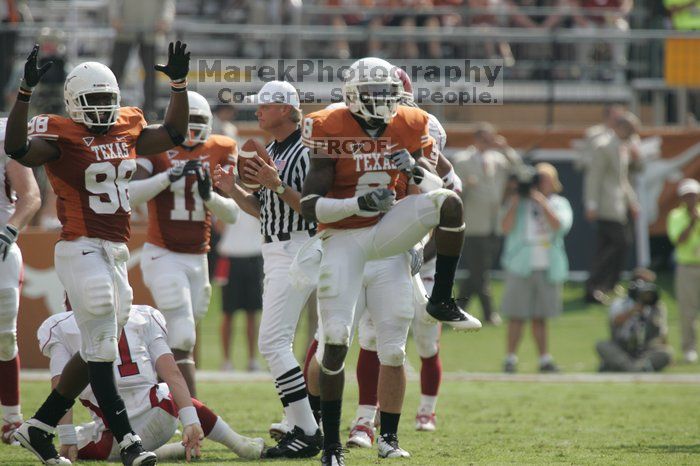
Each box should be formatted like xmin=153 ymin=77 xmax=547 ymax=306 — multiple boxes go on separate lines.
xmin=57 ymin=424 xmax=77 ymax=445
xmin=179 ymin=406 xmax=200 ymax=427
xmin=315 ymin=197 xmax=362 ymax=223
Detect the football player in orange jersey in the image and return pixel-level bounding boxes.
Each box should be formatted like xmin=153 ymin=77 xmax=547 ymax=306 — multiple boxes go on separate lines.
xmin=4 ymin=41 xmax=194 ymax=466
xmin=300 ymin=57 xmax=475 ymax=465
xmin=128 ymin=90 xmax=240 ymax=397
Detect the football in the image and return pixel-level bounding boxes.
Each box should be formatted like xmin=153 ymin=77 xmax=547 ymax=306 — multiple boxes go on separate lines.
xmin=238 ymin=138 xmax=271 ymax=190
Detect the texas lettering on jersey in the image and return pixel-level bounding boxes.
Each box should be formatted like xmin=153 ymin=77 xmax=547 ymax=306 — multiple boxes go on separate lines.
xmin=302 ymin=105 xmax=432 ymax=230
xmin=28 ymin=107 xmax=146 ymax=243
xmin=142 ymin=134 xmax=237 ymax=254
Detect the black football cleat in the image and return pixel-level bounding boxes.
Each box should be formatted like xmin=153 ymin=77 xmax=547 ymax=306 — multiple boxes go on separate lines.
xmin=426 ymin=298 xmax=482 ymax=331
xmin=321 ymin=443 xmax=346 ymax=466
xmin=119 ymin=433 xmax=157 ymax=466
xmin=263 ymin=425 xmax=322 ymax=459
xmin=13 ymin=420 xmax=71 ymax=465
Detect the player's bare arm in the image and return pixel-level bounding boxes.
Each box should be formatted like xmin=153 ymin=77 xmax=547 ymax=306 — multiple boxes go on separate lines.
xmin=212 ymin=164 xmax=261 ymax=218
xmin=299 ymin=152 xmax=335 ymax=223
xmin=155 ymin=353 xmax=204 ymax=461
xmin=135 ymin=41 xmax=191 ymax=156
xmin=0 ymin=161 xmax=41 ymax=260
xmin=4 ymin=45 xmax=60 ymax=167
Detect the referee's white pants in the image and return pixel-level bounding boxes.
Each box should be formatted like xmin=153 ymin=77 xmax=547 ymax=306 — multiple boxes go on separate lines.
xmin=258 ymin=232 xmax=315 ymax=378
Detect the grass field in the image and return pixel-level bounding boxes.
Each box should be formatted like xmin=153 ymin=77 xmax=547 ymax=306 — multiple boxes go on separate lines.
xmin=4 ymin=275 xmax=700 ymax=464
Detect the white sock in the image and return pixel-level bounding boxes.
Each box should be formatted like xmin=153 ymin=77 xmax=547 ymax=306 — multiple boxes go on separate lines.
xmin=539 ymin=354 xmax=553 ymax=365
xmin=505 ymin=353 xmax=518 ymax=364
xmin=207 ymin=417 xmax=248 ymax=451
xmin=355 ymin=404 xmax=378 ymax=423
xmin=153 ymin=442 xmax=187 ymax=460
xmin=286 ymin=398 xmax=318 ymax=436
xmin=2 ymin=405 xmax=21 ymax=422
xmin=419 ymin=395 xmax=438 ymax=414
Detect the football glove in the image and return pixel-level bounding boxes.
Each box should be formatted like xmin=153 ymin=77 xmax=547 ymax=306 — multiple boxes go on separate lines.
xmin=358 ymin=188 xmax=395 ymax=213
xmin=196 ymin=167 xmax=212 ymax=201
xmin=385 ymin=149 xmax=416 ymax=173
xmin=154 ymin=41 xmax=190 ymax=82
xmin=168 ymin=159 xmax=201 ymax=183
xmin=409 ymin=245 xmax=424 ymax=276
xmin=0 ymin=225 xmax=18 ymax=261
xmin=22 ymin=44 xmax=53 ymax=89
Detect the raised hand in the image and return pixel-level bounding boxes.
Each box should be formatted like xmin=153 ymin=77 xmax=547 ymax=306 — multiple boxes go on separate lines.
xmin=22 ymin=44 xmax=53 ymax=88
xmin=213 ymin=164 xmax=236 ymax=195
xmin=154 ymin=41 xmax=190 ymax=82
xmin=358 ymin=188 xmax=395 ymax=212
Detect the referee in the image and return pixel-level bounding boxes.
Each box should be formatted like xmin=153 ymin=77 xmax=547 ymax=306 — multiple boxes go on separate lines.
xmin=213 ymin=81 xmax=322 ymax=459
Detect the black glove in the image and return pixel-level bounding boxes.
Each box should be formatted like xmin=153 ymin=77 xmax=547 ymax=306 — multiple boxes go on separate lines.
xmin=196 ymin=167 xmax=212 ymax=201
xmin=385 ymin=149 xmax=415 ymax=173
xmin=22 ymin=44 xmax=53 ymax=89
xmin=154 ymin=41 xmax=190 ymax=82
xmin=0 ymin=225 xmax=18 ymax=261
xmin=168 ymin=159 xmax=201 ymax=183
xmin=358 ymin=188 xmax=395 ymax=212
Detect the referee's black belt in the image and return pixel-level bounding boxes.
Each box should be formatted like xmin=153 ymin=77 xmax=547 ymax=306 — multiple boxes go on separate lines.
xmin=264 ymin=229 xmax=316 ymax=244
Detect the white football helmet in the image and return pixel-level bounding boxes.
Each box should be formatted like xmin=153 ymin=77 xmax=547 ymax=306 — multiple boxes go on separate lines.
xmin=343 ymin=57 xmax=402 ymax=124
xmin=64 ymin=62 xmax=120 ymax=128
xmin=184 ymin=91 xmax=212 ymax=146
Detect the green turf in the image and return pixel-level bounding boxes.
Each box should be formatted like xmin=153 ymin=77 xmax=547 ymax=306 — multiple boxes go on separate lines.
xmin=5 ymin=380 xmax=700 ymax=464
xmin=199 ymin=273 xmax=700 ymax=374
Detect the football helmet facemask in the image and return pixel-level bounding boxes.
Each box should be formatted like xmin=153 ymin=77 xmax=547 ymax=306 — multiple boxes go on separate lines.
xmin=344 ymin=57 xmax=402 ymax=124
xmin=64 ymin=62 xmax=120 ymax=130
xmin=183 ymin=91 xmax=213 ymax=147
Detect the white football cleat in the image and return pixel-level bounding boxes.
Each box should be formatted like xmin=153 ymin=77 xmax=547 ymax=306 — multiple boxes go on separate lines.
xmin=269 ymin=416 xmax=291 ymax=442
xmin=234 ymin=436 xmax=265 ymax=459
xmin=377 ymin=433 xmax=410 ymax=458
xmin=346 ymin=417 xmax=375 ymax=449
xmin=14 ymin=420 xmax=72 ymax=465
xmin=425 ymin=299 xmax=482 ymax=332
xmin=415 ymin=410 xmax=437 ymax=432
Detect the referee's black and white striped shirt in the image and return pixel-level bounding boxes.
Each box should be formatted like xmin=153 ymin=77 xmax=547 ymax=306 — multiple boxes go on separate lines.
xmin=257 ymin=127 xmax=316 ymax=237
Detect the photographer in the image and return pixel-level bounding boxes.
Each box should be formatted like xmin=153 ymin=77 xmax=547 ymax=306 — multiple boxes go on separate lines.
xmin=596 ymin=272 xmax=673 ymax=372
xmin=500 ymin=163 xmax=573 ymax=373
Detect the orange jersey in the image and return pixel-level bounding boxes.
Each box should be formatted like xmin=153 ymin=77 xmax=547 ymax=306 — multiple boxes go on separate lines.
xmin=302 ymin=106 xmax=431 ymax=229
xmin=28 ymin=107 xmax=146 ymax=243
xmin=142 ymin=134 xmax=237 ymax=254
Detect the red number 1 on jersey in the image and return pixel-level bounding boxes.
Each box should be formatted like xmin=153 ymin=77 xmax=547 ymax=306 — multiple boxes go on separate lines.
xmin=117 ymin=332 xmax=140 ymax=377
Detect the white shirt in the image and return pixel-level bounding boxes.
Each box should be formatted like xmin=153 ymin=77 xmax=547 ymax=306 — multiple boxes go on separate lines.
xmin=217 ymin=210 xmax=262 ymax=257
xmin=525 ymin=199 xmax=551 ymax=270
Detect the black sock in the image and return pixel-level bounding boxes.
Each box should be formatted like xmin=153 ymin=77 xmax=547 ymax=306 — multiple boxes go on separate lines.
xmin=88 ymin=361 xmax=134 ymax=443
xmin=430 ymin=254 xmax=460 ymax=303
xmin=321 ymin=399 xmax=342 ymax=448
xmin=34 ymin=389 xmax=75 ymax=428
xmin=308 ymin=394 xmax=321 ymax=423
xmin=380 ymin=411 xmax=401 ymax=437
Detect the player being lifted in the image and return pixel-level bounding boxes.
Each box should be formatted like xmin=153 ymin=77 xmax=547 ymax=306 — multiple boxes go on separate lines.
xmin=128 ymin=90 xmax=239 ymax=397
xmin=38 ymin=304 xmax=263 ymax=463
xmin=0 ymin=117 xmax=42 ymax=445
xmin=300 ymin=58 xmax=474 ymax=466
xmin=4 ymin=41 xmax=192 ymax=465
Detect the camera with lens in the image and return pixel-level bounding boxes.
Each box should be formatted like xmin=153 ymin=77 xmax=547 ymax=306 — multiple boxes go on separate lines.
xmin=628 ymin=279 xmax=659 ymax=306
xmin=514 ymin=165 xmax=540 ymax=197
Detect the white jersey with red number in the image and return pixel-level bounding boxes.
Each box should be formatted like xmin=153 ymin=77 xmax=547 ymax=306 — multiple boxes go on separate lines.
xmin=37 ymin=305 xmax=172 ymax=420
xmin=0 ymin=118 xmax=17 ymax=229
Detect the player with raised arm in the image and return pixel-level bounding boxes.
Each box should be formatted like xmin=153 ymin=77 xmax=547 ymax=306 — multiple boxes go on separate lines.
xmin=128 ymin=90 xmax=239 ymax=397
xmin=0 ymin=117 xmax=41 ymax=445
xmin=299 ymin=58 xmax=475 ymax=466
xmin=4 ymin=41 xmax=191 ymax=466
xmin=37 ymin=304 xmax=264 ymax=463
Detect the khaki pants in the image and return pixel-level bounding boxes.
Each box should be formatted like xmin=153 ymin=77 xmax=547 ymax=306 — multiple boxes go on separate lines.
xmin=676 ymin=265 xmax=700 ymax=353
xmin=596 ymin=341 xmax=672 ymax=372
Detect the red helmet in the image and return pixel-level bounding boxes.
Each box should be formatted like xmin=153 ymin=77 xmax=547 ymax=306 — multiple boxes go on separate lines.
xmin=395 ymin=67 xmax=415 ymax=105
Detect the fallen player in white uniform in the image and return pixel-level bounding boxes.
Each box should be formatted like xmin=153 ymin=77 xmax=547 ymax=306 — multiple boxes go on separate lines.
xmin=38 ymin=304 xmax=264 ymax=462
